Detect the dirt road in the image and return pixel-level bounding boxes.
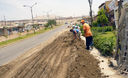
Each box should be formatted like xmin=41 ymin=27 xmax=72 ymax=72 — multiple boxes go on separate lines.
xmin=0 ymin=32 xmax=102 ymax=78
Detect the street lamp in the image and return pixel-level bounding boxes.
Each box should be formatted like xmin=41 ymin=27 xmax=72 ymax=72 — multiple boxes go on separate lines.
xmin=23 ymin=3 xmax=37 ymax=33
xmin=23 ymin=3 xmax=37 ymax=23
xmin=88 ymin=0 xmax=93 ymax=26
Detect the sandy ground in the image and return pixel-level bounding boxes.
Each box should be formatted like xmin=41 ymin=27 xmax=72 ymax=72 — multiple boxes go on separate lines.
xmin=90 ymin=48 xmax=125 ymax=78
xmin=0 ymin=31 xmax=102 ymax=78
xmin=81 ymin=36 xmax=126 ymax=78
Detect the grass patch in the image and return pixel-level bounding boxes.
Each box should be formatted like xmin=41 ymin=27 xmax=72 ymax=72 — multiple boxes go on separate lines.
xmin=96 ymin=32 xmax=116 ymax=39
xmin=93 ymin=31 xmax=116 ymax=56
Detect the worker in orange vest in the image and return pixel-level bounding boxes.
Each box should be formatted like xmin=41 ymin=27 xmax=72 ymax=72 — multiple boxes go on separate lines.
xmin=81 ymin=20 xmax=93 ymax=50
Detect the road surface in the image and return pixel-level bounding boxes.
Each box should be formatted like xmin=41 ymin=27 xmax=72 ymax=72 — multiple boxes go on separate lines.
xmin=0 ymin=25 xmax=66 ymax=66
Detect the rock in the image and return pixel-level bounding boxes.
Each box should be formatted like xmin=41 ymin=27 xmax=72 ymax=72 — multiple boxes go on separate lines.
xmin=108 ymin=58 xmax=118 ymax=67
xmin=101 ymin=60 xmax=104 ymax=62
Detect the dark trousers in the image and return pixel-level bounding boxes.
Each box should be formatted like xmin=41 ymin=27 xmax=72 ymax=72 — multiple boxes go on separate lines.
xmin=86 ymin=36 xmax=93 ymax=50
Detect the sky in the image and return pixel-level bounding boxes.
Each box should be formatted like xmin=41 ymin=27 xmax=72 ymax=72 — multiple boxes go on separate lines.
xmin=0 ymin=0 xmax=109 ymax=20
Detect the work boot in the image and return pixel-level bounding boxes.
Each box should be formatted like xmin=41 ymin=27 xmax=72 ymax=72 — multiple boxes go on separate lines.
xmin=86 ymin=47 xmax=90 ymax=50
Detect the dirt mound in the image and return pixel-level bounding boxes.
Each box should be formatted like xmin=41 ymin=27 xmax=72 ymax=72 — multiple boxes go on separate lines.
xmin=0 ymin=32 xmax=102 ymax=78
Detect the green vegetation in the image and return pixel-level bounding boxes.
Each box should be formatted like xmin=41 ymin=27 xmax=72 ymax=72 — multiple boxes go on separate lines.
xmin=97 ymin=9 xmax=108 ymax=26
xmin=45 ymin=19 xmax=57 ymax=28
xmin=0 ymin=26 xmax=59 ymax=47
xmin=93 ymin=9 xmax=109 ymax=27
xmin=77 ymin=19 xmax=81 ymax=22
xmin=92 ymin=26 xmax=116 ymax=56
xmin=80 ymin=26 xmax=116 ymax=56
xmin=92 ymin=21 xmax=98 ymax=26
xmin=33 ymin=24 xmax=40 ymax=29
xmin=93 ymin=32 xmax=116 ymax=56
xmin=91 ymin=26 xmax=113 ymax=33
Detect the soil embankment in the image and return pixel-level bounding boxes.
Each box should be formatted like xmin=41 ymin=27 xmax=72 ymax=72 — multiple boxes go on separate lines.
xmin=0 ymin=32 xmax=102 ymax=78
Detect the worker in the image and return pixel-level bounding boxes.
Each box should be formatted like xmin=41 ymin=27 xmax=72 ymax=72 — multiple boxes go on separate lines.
xmin=81 ymin=20 xmax=93 ymax=50
xmin=70 ymin=25 xmax=80 ymax=40
xmin=73 ymin=26 xmax=80 ymax=40
xmin=75 ymin=25 xmax=81 ymax=39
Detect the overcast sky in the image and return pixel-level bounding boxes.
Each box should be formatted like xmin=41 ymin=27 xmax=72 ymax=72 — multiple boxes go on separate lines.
xmin=0 ymin=0 xmax=108 ymax=20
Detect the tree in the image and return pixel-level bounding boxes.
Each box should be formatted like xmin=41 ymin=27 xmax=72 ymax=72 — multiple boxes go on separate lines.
xmin=115 ymin=0 xmax=123 ymax=60
xmin=45 ymin=19 xmax=56 ymax=28
xmin=97 ymin=9 xmax=108 ymax=26
xmin=88 ymin=0 xmax=93 ymax=26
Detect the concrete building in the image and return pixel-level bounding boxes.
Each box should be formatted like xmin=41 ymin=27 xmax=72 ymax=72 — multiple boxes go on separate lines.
xmin=99 ymin=1 xmax=112 ymax=12
xmin=98 ymin=0 xmax=118 ymax=26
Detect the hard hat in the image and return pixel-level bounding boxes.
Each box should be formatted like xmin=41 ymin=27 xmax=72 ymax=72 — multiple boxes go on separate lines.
xmin=81 ymin=20 xmax=85 ymax=23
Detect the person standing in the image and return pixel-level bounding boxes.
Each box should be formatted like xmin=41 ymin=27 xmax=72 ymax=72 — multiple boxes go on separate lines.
xmin=81 ymin=20 xmax=93 ymax=50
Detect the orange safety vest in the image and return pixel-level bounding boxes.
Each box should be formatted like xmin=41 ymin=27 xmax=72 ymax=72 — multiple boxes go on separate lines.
xmin=83 ymin=23 xmax=92 ymax=37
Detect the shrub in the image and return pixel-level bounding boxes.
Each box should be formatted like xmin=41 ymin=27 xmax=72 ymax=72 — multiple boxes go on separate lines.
xmin=45 ymin=19 xmax=57 ymax=28
xmin=91 ymin=26 xmax=113 ymax=32
xmin=93 ymin=36 xmax=116 ymax=56
xmin=97 ymin=9 xmax=108 ymax=26
xmin=92 ymin=21 xmax=98 ymax=26
xmin=92 ymin=26 xmax=115 ymax=56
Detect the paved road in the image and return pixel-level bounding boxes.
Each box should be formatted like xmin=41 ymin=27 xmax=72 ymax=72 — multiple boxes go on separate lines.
xmin=0 ymin=25 xmax=67 ymax=66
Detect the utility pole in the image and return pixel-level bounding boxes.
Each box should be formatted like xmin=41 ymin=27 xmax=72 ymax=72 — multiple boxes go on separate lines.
xmin=4 ymin=16 xmax=6 ymax=26
xmin=3 ymin=15 xmax=7 ymax=36
xmin=88 ymin=0 xmax=93 ymax=26
xmin=47 ymin=12 xmax=50 ymax=20
xmin=23 ymin=3 xmax=37 ymax=24
xmin=23 ymin=3 xmax=37 ymax=33
xmin=43 ymin=10 xmax=52 ymax=20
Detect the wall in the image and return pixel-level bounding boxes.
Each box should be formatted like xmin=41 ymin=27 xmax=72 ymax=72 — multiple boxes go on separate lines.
xmin=116 ymin=2 xmax=128 ymax=74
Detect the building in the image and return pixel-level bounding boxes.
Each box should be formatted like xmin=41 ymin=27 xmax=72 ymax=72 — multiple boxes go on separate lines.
xmin=98 ymin=0 xmax=118 ymax=26
xmin=99 ymin=1 xmax=112 ymax=12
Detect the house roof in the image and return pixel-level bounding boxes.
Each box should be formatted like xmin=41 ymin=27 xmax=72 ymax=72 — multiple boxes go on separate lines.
xmin=99 ymin=3 xmax=105 ymax=8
